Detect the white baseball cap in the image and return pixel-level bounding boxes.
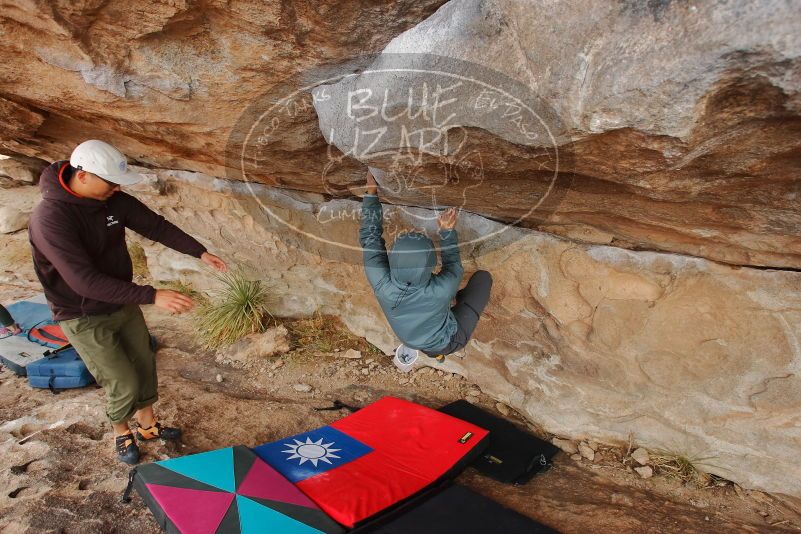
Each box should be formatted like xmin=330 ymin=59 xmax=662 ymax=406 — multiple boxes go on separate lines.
xmin=69 ymin=140 xmax=143 ymax=186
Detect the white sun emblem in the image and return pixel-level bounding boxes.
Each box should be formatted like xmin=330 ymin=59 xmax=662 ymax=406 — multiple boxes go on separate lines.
xmin=282 ymin=437 xmax=341 ymax=467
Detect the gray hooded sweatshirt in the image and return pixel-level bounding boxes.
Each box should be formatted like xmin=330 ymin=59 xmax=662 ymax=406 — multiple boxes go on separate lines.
xmin=359 ymin=195 xmax=463 ymax=352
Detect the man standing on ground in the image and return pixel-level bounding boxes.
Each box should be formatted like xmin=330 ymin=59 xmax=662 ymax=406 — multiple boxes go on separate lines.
xmin=28 ymin=140 xmax=227 ymax=464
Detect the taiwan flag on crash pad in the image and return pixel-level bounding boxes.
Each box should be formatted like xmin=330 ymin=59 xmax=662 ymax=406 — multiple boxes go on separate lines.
xmin=253 ymin=396 xmax=490 ymax=528
xmin=132 ymin=445 xmax=343 ymax=534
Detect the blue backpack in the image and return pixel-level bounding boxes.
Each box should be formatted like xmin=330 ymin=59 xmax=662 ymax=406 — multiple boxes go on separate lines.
xmin=26 ymin=346 xmax=95 ymax=393
xmin=26 ymin=335 xmax=158 ymax=393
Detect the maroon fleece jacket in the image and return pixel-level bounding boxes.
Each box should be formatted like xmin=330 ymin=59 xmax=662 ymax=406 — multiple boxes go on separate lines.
xmin=29 ymin=161 xmax=207 ymax=321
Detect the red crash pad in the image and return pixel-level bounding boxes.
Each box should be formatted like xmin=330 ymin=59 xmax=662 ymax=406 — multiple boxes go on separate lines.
xmin=253 ymin=396 xmax=489 ymax=528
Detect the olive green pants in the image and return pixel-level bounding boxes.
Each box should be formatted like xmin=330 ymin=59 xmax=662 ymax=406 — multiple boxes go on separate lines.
xmin=59 ymin=305 xmax=158 ymax=424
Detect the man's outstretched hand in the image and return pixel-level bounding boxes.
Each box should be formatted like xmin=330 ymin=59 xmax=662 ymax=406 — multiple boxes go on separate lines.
xmin=438 ymin=207 xmax=458 ymax=230
xmin=154 ymin=289 xmax=194 ymax=314
xmin=201 ymin=252 xmax=228 ymax=272
xmin=366 ymin=170 xmax=378 ymax=195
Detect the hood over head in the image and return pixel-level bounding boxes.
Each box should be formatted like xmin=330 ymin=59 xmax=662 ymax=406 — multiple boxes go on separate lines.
xmin=389 ymin=232 xmax=436 ymax=287
xmin=39 ymin=161 xmax=103 ymax=207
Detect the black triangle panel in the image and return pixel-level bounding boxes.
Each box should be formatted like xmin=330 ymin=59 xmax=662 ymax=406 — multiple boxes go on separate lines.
xmin=215 ymin=497 xmax=241 ymax=534
xmin=232 ymin=445 xmax=257 ymax=490
xmin=137 ymin=463 xmax=230 ymax=493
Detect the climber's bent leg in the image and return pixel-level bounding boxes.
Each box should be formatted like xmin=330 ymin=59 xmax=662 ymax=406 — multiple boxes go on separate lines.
xmin=430 ymin=270 xmax=493 ymax=356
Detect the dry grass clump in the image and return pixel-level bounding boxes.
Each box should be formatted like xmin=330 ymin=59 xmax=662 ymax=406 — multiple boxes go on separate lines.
xmin=127 ymin=241 xmax=150 ymax=280
xmin=650 ymin=449 xmax=719 ymax=484
xmin=158 ymin=279 xmax=204 ymax=300
xmin=284 ymin=313 xmax=382 ymax=355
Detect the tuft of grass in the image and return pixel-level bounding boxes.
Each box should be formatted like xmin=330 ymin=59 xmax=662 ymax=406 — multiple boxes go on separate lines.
xmin=284 ymin=312 xmax=351 ymax=353
xmin=157 ymin=279 xmax=205 ymax=301
xmin=127 ymin=241 xmax=150 ymax=280
xmin=194 ymin=268 xmax=273 ymax=349
xmin=650 ymin=449 xmax=718 ymax=484
xmin=284 ymin=313 xmax=384 ymax=355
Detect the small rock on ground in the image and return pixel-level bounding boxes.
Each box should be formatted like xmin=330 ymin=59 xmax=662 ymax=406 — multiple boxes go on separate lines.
xmin=579 ymin=442 xmax=595 ymax=461
xmin=293 ymin=383 xmax=313 ymax=393
xmin=216 ymin=325 xmax=290 ymax=368
xmin=635 ymin=466 xmax=654 ymax=479
xmin=552 ymin=438 xmax=579 ymax=455
xmin=631 ymin=447 xmax=650 ymax=466
xmin=338 ymin=349 xmax=361 ymax=359
xmin=495 ymin=402 xmax=511 ymax=416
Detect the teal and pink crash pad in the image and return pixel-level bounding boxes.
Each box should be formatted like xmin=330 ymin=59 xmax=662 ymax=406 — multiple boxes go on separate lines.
xmin=129 ymin=445 xmax=344 ymax=534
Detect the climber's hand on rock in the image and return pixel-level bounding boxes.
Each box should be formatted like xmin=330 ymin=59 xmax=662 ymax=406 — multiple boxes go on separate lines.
xmin=201 ymin=252 xmax=228 ymax=272
xmin=438 ymin=207 xmax=458 ymax=230
xmin=154 ymin=289 xmax=194 ymax=314
xmin=366 ymin=171 xmax=378 ymax=195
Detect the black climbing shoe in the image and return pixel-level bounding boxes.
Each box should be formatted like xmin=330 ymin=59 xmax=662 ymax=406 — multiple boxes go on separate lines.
xmin=426 ymin=354 xmax=446 ymax=363
xmin=136 ymin=422 xmax=182 ymax=442
xmin=116 ymin=433 xmax=140 ymax=465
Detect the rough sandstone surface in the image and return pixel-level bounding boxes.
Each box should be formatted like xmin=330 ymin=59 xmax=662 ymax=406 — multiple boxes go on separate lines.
xmin=0 ymin=186 xmax=39 ymax=233
xmin=0 ymin=0 xmax=799 ymax=267
xmin=0 ymin=0 xmax=800 ymax=498
xmin=314 ymin=0 xmax=801 ymax=268
xmin=129 ymin=169 xmax=801 ymax=497
xmin=0 ymin=154 xmax=47 ymax=185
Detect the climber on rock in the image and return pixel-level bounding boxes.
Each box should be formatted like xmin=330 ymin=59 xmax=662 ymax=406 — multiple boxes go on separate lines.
xmin=359 ymin=169 xmax=492 ymax=363
xmin=28 ymin=139 xmax=228 ymax=465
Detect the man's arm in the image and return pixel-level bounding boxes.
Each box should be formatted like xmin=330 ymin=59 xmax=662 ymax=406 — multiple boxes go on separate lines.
xmin=359 ymin=171 xmax=390 ymax=290
xmin=431 ymin=208 xmax=464 ymax=296
xmin=30 ymin=214 xmax=157 ymax=305
xmin=119 ymin=193 xmax=207 ymax=258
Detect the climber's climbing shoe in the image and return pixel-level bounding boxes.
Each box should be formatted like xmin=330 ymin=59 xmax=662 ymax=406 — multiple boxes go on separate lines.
xmin=426 ymin=353 xmax=446 ymax=363
xmin=393 ymin=344 xmax=418 ymax=373
xmin=115 ymin=432 xmax=140 ymax=465
xmin=136 ymin=422 xmax=182 ymax=442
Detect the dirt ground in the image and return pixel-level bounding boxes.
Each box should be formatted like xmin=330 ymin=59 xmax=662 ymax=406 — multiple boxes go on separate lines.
xmin=2 ymin=230 xmax=801 ymax=533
